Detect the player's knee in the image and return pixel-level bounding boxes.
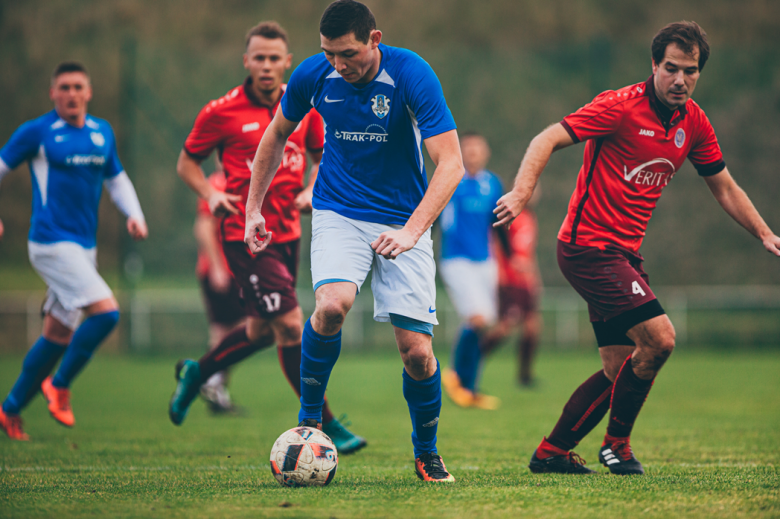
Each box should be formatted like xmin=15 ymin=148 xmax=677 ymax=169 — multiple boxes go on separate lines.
xmin=401 ymin=346 xmax=434 ymax=376
xmin=315 ymin=299 xmax=350 ymax=329
xmin=275 ymin=322 xmax=302 ymax=345
xmin=468 ymin=314 xmax=489 ymax=331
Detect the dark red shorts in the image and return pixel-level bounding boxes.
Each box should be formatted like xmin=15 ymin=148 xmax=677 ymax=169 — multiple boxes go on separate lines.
xmin=198 ymin=274 xmax=245 ymax=325
xmin=557 ymin=240 xmax=658 ymax=323
xmin=498 ymin=285 xmax=538 ymax=322
xmin=222 ymin=240 xmax=300 ymax=320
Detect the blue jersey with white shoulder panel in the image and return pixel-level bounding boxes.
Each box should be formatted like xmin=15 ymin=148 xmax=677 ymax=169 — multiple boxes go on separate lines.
xmin=439 ymin=170 xmax=503 ymax=261
xmin=0 ymin=110 xmax=124 ymax=248
xmin=281 ymin=43 xmax=457 ymax=225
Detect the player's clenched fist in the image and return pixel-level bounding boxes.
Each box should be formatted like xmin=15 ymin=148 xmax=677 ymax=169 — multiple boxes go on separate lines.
xmin=245 ymin=210 xmax=273 ymax=254
xmin=371 ymin=228 xmax=417 ymax=260
xmin=127 ymin=217 xmax=148 ymax=241
xmin=493 ymin=189 xmax=531 ymax=228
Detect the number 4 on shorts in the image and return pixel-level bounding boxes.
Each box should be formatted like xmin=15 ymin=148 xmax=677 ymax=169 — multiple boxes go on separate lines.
xmin=632 ymin=281 xmax=646 ymax=297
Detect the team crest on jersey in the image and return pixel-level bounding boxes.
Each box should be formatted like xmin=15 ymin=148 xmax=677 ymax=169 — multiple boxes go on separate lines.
xmin=674 ymin=128 xmax=685 ymax=148
xmin=90 ymin=132 xmax=105 ymax=147
xmin=371 ymin=94 xmax=390 ymax=119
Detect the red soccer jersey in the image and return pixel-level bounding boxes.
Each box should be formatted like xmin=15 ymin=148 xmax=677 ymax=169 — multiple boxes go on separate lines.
xmin=558 ymin=76 xmax=725 ymax=252
xmin=195 ymin=172 xmax=229 ymax=278
xmin=495 ymin=209 xmax=538 ymax=288
xmin=184 ymin=77 xmax=324 ymax=244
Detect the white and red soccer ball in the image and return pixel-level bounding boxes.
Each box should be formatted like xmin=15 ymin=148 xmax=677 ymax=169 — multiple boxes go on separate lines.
xmin=269 ymin=426 xmax=338 ymax=487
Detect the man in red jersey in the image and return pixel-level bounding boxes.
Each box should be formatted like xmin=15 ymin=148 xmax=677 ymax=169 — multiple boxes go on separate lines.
xmin=481 ymin=187 xmax=543 ymax=387
xmin=495 ymin=21 xmax=780 ymax=475
xmin=170 ymin=21 xmax=366 ymax=453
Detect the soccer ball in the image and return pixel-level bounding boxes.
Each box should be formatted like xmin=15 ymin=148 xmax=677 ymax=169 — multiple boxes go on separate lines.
xmin=269 ymin=426 xmax=338 ymax=487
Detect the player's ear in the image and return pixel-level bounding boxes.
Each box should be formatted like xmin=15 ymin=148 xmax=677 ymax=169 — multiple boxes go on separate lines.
xmin=243 ymin=53 xmax=249 ymax=70
xmin=370 ymin=30 xmax=382 ymax=49
xmin=285 ymin=53 xmax=293 ymax=70
xmin=651 ymin=58 xmax=659 ymax=75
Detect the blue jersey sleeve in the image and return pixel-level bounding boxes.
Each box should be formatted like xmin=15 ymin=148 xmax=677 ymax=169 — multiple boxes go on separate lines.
xmin=0 ymin=120 xmax=42 ymax=169
xmin=103 ymin=125 xmax=125 ymax=178
xmin=401 ymin=54 xmax=457 ymax=140
xmin=281 ymin=59 xmax=316 ymax=123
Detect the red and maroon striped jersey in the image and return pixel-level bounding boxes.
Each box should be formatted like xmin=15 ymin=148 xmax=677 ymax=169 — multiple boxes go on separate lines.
xmin=558 ymin=76 xmax=725 ymax=252
xmin=185 ymin=77 xmax=324 ymax=244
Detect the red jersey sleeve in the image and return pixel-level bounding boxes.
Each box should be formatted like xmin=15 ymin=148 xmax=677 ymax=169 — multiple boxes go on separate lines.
xmin=305 ymin=109 xmax=325 ymax=152
xmin=184 ymin=103 xmax=224 ymax=160
xmin=687 ymin=105 xmax=726 ymax=176
xmin=561 ymin=91 xmax=627 ymax=143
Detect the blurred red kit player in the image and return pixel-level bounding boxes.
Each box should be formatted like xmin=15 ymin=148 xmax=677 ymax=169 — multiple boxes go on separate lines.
xmin=494 ymin=21 xmax=780 ymax=475
xmin=170 ymin=21 xmax=366 ymax=452
xmin=482 ymin=197 xmax=543 ymax=387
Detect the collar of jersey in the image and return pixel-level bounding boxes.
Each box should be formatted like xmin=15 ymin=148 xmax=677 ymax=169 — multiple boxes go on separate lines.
xmin=645 ymin=75 xmax=688 ymax=130
xmin=242 ymin=76 xmax=284 ymax=109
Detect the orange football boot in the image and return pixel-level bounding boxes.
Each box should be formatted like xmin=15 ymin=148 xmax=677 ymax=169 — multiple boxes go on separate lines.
xmin=0 ymin=408 xmax=29 ymax=441
xmin=415 ymin=452 xmax=456 ymax=482
xmin=442 ymin=368 xmax=475 ymax=408
xmin=41 ymin=377 xmax=75 ymax=427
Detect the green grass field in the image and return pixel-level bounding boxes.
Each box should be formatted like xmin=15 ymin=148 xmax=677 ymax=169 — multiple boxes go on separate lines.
xmin=1 ymin=348 xmax=778 ymax=518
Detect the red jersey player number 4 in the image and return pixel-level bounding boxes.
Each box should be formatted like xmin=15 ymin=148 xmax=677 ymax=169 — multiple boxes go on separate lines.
xmin=184 ymin=78 xmax=324 ymax=245
xmin=557 ymin=75 xmax=724 ymax=252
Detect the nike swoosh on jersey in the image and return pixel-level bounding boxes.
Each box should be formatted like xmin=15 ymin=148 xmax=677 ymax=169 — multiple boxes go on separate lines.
xmin=324 ymin=96 xmax=344 ymax=103
xmin=623 ymin=158 xmax=676 ymax=182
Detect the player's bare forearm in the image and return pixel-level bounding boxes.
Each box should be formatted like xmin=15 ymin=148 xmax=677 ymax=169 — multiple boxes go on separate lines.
xmin=705 ymin=168 xmax=780 ymax=256
xmin=245 ymin=110 xmax=298 ymax=252
xmin=404 ymin=130 xmax=464 ymax=240
xmin=176 ymin=150 xmax=211 ymax=200
xmin=494 ymin=123 xmax=574 ymax=227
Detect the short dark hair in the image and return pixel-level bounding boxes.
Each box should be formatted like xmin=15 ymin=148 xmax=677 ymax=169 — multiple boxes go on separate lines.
xmin=245 ymin=21 xmax=289 ymax=49
xmin=320 ymin=0 xmax=376 ymax=44
xmin=52 ymin=61 xmax=89 ymax=80
xmin=651 ymin=21 xmax=710 ymax=71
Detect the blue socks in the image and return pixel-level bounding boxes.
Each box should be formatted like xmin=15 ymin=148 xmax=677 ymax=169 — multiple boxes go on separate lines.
xmin=453 ymin=327 xmax=481 ymax=391
xmin=52 ymin=310 xmax=119 ymax=389
xmin=2 ymin=337 xmax=67 ymax=415
xmin=298 ymin=318 xmax=341 ymax=423
xmin=403 ymin=360 xmax=442 ymax=458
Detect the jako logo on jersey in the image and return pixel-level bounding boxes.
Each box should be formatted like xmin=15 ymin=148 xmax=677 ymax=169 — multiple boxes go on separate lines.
xmin=422 ymin=417 xmax=439 ymax=428
xmin=242 ymin=122 xmax=260 ymax=133
xmin=675 ymin=128 xmax=686 ymax=148
xmin=333 ymin=124 xmax=388 ymax=143
xmin=302 ymin=378 xmax=321 ymax=386
xmin=371 ymin=94 xmax=390 ymax=119
xmin=90 ymin=132 xmax=105 ymax=146
xmin=623 ymin=158 xmax=676 ymax=187
xmin=66 ymin=155 xmax=106 ymax=166
xmin=638 ymin=129 xmax=655 ymax=137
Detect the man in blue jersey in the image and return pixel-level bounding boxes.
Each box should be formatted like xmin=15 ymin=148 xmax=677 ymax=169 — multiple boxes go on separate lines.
xmin=244 ymin=0 xmax=464 ymax=482
xmin=438 ymin=132 xmax=503 ymax=410
xmin=0 ymin=62 xmax=146 ymax=441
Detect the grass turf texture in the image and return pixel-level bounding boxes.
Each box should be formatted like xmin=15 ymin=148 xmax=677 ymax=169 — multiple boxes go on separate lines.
xmin=1 ymin=349 xmax=778 ymax=518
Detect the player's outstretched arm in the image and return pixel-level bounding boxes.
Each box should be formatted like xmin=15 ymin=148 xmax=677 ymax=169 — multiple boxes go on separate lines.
xmin=104 ymin=172 xmax=148 ymax=241
xmin=704 ymin=167 xmax=780 ymax=257
xmin=372 ymin=129 xmax=464 ymax=260
xmin=494 ymin=123 xmax=574 ymax=227
xmin=245 ymin=109 xmax=299 ymax=254
xmin=177 ymin=150 xmax=241 ymax=217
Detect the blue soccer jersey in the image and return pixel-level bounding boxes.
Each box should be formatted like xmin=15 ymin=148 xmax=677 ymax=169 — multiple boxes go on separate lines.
xmin=439 ymin=170 xmax=503 ymax=261
xmin=281 ymin=43 xmax=457 ymax=225
xmin=0 ymin=110 xmax=124 ymax=248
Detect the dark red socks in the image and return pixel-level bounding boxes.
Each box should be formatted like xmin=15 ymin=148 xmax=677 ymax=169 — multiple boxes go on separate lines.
xmin=607 ymin=355 xmax=654 ymax=439
xmin=198 ymin=326 xmax=273 ymax=382
xmin=546 ymin=369 xmax=614 ymax=452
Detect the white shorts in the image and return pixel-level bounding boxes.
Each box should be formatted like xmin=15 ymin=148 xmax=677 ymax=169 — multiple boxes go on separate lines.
xmin=439 ymin=258 xmax=498 ymax=324
xmin=28 ymin=241 xmax=113 ymax=330
xmin=310 ymin=209 xmax=438 ymax=325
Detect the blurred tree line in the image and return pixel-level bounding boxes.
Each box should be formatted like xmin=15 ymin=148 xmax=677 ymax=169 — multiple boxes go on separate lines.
xmin=0 ymin=0 xmax=778 ymax=289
